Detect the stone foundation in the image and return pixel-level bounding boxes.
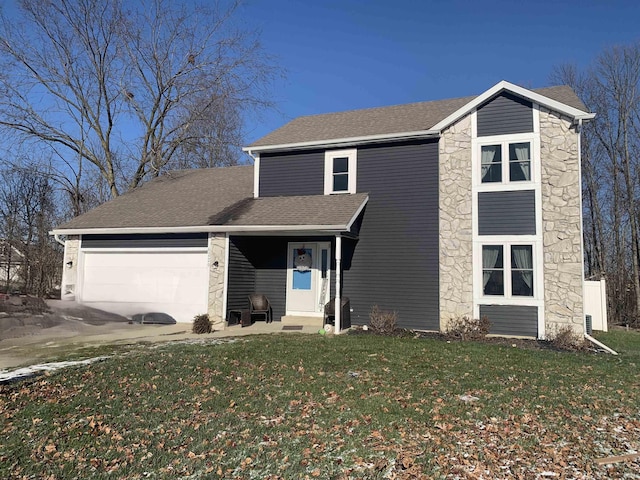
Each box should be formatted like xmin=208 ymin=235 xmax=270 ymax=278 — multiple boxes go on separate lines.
xmin=439 ymin=114 xmax=474 ymax=329
xmin=539 ymin=107 xmax=584 ymax=337
xmin=207 ymin=233 xmax=227 ymax=329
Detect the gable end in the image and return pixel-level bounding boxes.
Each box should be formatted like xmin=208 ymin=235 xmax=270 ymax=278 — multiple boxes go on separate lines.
xmin=477 ymin=92 xmax=533 ymax=137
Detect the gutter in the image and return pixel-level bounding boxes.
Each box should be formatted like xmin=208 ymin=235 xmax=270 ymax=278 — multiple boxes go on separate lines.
xmin=244 ymin=130 xmax=439 ymax=154
xmin=51 ymin=224 xmax=355 ymax=236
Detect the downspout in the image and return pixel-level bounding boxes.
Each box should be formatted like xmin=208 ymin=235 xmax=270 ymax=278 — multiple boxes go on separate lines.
xmin=335 ymin=235 xmax=342 ymax=334
xmin=53 ymin=233 xmax=65 ymax=246
xmin=577 ymin=118 xmax=617 ymax=355
xmin=584 ymin=333 xmax=618 ymax=355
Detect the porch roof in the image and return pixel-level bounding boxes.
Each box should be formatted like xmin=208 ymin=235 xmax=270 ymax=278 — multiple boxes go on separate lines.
xmin=208 ymin=193 xmax=369 ymax=232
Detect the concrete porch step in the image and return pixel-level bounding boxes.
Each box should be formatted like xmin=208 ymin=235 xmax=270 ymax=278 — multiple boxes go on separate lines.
xmin=281 ymin=315 xmax=324 ymax=327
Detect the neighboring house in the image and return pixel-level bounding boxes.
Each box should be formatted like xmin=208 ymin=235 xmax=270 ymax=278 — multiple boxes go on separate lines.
xmin=51 ymin=80 xmax=595 ymax=338
xmin=0 ymin=240 xmax=24 ymax=288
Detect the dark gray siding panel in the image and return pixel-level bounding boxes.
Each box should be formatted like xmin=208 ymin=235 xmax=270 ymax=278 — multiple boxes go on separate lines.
xmin=226 ymin=237 xmax=256 ymax=313
xmin=477 ymin=92 xmax=533 ymax=137
xmin=259 ymin=150 xmax=324 ymax=197
xmin=479 ymin=304 xmax=538 ymax=337
xmin=341 ymin=140 xmax=439 ymax=331
xmin=478 ymin=190 xmax=536 ymax=235
xmin=81 ymin=233 xmax=208 ymax=248
xmin=226 ymin=237 xmax=286 ymax=319
xmin=254 ymin=238 xmax=288 ymax=320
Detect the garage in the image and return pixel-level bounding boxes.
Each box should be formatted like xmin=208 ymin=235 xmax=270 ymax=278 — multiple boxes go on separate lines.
xmin=78 ymin=243 xmax=209 ymax=323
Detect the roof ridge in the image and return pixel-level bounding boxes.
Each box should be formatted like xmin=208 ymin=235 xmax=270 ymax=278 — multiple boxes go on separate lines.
xmin=289 ymin=93 xmax=480 ymax=121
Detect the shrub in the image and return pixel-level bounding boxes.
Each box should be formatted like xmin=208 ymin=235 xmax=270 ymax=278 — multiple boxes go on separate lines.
xmin=369 ymin=305 xmax=398 ymax=335
xmin=446 ymin=315 xmax=491 ymax=341
xmin=192 ymin=314 xmax=212 ymax=334
xmin=549 ymin=325 xmax=587 ymax=351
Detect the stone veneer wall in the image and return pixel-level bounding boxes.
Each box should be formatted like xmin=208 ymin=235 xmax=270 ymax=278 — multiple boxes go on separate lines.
xmin=439 ymin=114 xmax=474 ymax=329
xmin=207 ymin=233 xmax=227 ymax=329
xmin=61 ymin=235 xmax=80 ymax=300
xmin=539 ymin=107 xmax=584 ymax=336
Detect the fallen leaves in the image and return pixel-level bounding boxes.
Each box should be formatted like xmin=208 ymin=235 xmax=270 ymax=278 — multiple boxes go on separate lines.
xmin=1 ymin=334 xmax=639 ymax=479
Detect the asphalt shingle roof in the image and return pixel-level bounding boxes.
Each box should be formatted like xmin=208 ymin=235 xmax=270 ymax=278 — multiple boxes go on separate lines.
xmin=55 ymin=166 xmax=368 ymax=231
xmin=248 ymin=85 xmax=589 ymax=148
xmin=56 ymin=166 xmax=254 ymax=230
xmin=55 ymin=83 xmax=589 ymax=232
xmin=209 ymin=193 xmax=368 ymax=227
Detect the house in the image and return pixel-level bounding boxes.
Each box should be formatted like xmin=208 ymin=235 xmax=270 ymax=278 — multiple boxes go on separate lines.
xmin=51 ymin=80 xmax=595 ymax=338
xmin=0 ymin=240 xmax=24 ymax=288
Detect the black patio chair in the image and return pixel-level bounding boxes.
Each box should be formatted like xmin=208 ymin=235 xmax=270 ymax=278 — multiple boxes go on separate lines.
xmin=248 ymin=294 xmax=272 ymax=323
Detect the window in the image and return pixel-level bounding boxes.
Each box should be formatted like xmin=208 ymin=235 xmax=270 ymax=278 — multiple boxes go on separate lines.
xmin=511 ymin=245 xmax=533 ymax=296
xmin=482 ymin=244 xmax=533 ymax=297
xmin=482 ymin=245 xmax=504 ymax=295
xmin=480 ymin=141 xmax=531 ymax=183
xmin=509 ymin=143 xmax=531 ymax=182
xmin=481 ymin=145 xmax=502 ymax=183
xmin=324 ymin=149 xmax=357 ymax=194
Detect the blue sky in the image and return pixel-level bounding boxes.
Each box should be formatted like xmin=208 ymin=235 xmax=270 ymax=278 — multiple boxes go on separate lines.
xmin=241 ymin=0 xmax=640 ymax=143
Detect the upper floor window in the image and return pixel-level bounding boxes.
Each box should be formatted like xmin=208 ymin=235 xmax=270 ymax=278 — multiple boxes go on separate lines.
xmin=481 ymin=141 xmax=531 ymax=184
xmin=324 ymin=149 xmax=357 ymax=194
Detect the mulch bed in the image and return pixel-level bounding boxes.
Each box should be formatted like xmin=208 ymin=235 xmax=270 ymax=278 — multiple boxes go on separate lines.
xmin=348 ymin=326 xmax=597 ymax=353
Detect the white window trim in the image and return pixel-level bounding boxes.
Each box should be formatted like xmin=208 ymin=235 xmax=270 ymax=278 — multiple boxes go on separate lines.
xmin=470 ymin=107 xmax=546 ymax=338
xmin=475 ymin=239 xmax=542 ymax=302
xmin=473 ymin=132 xmax=540 ymax=190
xmin=324 ymin=149 xmax=357 ymax=195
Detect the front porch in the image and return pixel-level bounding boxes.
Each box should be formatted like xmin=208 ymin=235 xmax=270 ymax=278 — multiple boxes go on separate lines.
xmin=225 ymin=235 xmax=352 ymax=332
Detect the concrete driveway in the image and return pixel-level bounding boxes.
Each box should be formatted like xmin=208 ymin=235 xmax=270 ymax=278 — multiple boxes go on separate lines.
xmin=0 ymin=300 xmax=317 ymax=371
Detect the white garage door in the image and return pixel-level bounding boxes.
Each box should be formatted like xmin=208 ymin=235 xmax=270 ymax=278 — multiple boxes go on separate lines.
xmin=79 ymin=250 xmax=209 ymax=323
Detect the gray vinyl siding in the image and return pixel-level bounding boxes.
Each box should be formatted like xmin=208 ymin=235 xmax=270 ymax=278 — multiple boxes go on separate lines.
xmin=226 ymin=238 xmax=256 ymax=313
xmin=259 ymin=150 xmax=324 ymax=197
xmin=477 ymin=92 xmax=533 ymax=137
xmin=479 ymin=304 xmax=538 ymax=337
xmin=342 ymin=140 xmax=439 ymax=331
xmin=478 ymin=190 xmax=536 ymax=235
xmin=81 ymin=233 xmax=208 ymax=249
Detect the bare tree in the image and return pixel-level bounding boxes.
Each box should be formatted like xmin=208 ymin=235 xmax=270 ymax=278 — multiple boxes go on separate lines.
xmin=0 ymin=163 xmax=62 ymax=296
xmin=551 ymin=43 xmax=640 ymax=326
xmin=0 ymin=0 xmax=277 ymax=200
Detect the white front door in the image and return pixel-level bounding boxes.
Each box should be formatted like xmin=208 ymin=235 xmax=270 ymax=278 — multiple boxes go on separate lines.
xmin=286 ymin=242 xmax=330 ymax=316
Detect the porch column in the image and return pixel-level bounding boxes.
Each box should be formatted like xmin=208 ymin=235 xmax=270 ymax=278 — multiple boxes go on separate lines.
xmin=335 ymin=235 xmax=342 ymax=333
xmin=207 ymin=232 xmax=227 ymax=330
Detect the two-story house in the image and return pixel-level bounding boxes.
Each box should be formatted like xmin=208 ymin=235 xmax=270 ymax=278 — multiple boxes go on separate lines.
xmin=52 ymin=81 xmax=594 ymax=338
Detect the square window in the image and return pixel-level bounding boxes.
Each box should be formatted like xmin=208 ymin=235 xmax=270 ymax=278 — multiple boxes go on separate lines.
xmin=481 ymin=145 xmax=502 ymax=183
xmin=333 ymin=174 xmax=349 ymax=192
xmin=481 ymin=244 xmax=535 ymax=299
xmin=333 ymin=157 xmax=349 ymax=173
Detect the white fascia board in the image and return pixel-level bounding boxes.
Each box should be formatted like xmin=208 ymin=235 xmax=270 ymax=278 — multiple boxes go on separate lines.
xmin=346 ymin=196 xmax=369 ymax=230
xmin=243 ymin=130 xmax=439 ymax=153
xmin=432 ymin=80 xmax=595 ymax=132
xmin=51 ymin=224 xmax=352 ymax=236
